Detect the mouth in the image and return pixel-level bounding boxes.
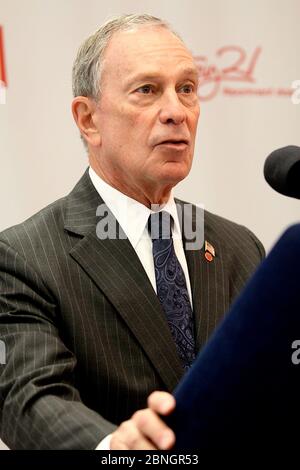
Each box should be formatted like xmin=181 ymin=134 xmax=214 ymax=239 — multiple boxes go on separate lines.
xmin=156 ymin=139 xmax=189 ymax=149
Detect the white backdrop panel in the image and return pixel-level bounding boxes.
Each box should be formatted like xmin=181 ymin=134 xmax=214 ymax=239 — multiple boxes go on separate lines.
xmin=0 ymin=0 xmax=299 ymax=450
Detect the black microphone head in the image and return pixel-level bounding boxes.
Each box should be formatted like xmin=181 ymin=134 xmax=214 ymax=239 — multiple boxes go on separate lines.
xmin=264 ymin=145 xmax=300 ymax=199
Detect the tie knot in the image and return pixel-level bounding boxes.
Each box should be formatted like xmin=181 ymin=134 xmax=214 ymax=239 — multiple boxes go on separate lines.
xmin=148 ymin=211 xmax=172 ymax=240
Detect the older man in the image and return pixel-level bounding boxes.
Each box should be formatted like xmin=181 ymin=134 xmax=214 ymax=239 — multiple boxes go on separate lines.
xmin=0 ymin=14 xmax=264 ymax=450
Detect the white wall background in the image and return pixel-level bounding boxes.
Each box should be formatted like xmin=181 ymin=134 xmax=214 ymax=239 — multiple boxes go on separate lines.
xmin=0 ymin=0 xmax=299 ymax=450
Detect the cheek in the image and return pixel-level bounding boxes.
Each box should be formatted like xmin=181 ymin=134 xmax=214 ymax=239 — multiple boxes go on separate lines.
xmin=189 ymin=113 xmax=200 ymax=138
xmin=115 ymin=110 xmax=148 ymax=149
xmin=123 ymin=106 xmax=154 ymax=136
xmin=119 ymin=104 xmax=140 ymax=127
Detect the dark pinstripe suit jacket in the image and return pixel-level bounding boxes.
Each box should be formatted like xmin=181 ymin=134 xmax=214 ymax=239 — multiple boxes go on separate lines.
xmin=0 ymin=169 xmax=264 ymax=449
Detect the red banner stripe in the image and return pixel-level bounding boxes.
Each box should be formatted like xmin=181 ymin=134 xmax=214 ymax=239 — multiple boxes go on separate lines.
xmin=0 ymin=26 xmax=7 ymax=86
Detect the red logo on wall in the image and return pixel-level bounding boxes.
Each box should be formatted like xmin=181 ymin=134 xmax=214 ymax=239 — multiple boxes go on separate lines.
xmin=0 ymin=26 xmax=7 ymax=87
xmin=194 ymin=46 xmax=292 ymax=101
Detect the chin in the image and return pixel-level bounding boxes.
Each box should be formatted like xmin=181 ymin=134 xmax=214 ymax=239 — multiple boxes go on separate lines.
xmin=161 ymin=161 xmax=191 ymax=182
xmin=156 ymin=172 xmax=189 ymax=189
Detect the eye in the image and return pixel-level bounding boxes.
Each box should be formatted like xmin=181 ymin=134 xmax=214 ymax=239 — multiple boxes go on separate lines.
xmin=179 ymin=84 xmax=195 ymax=94
xmin=135 ymin=84 xmax=154 ymax=94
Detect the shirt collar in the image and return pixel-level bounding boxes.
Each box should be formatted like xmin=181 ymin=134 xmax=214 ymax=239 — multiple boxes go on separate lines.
xmin=89 ymin=167 xmax=182 ymax=248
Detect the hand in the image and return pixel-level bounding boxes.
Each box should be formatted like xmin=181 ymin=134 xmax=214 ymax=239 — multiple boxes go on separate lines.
xmin=110 ymin=391 xmax=176 ymax=450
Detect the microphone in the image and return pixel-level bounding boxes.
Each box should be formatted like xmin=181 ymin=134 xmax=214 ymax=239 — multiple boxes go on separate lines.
xmin=264 ymin=145 xmax=300 ymax=199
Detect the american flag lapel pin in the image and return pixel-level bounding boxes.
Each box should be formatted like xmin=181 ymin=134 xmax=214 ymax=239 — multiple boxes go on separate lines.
xmin=204 ymin=240 xmax=215 ymax=262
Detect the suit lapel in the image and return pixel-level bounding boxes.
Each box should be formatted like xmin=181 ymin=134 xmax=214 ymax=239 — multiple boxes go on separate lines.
xmin=65 ymin=170 xmax=184 ymax=391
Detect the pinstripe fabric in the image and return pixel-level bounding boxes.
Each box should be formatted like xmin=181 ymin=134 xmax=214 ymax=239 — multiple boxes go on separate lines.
xmin=0 ymin=169 xmax=264 ymax=449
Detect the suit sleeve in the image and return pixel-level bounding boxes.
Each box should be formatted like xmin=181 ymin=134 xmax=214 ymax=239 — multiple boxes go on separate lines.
xmin=0 ymin=239 xmax=117 ymax=449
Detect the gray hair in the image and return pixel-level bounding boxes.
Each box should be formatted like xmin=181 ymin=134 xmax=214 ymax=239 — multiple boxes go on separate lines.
xmin=72 ymin=13 xmax=181 ymax=101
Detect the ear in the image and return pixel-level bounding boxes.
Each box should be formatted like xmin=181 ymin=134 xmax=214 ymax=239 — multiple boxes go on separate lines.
xmin=72 ymin=97 xmax=101 ymax=147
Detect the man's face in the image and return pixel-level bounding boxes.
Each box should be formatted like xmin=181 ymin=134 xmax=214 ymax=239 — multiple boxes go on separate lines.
xmin=92 ymin=26 xmax=200 ymax=199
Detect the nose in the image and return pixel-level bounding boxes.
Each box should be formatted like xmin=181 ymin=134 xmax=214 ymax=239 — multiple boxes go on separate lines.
xmin=159 ymin=90 xmax=186 ymax=125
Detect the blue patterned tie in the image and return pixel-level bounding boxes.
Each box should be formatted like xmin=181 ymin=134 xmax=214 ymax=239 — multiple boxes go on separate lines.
xmin=148 ymin=211 xmax=196 ymax=370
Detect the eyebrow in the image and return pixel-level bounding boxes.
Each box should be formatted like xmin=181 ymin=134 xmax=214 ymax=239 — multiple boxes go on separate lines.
xmin=124 ymin=67 xmax=199 ymax=88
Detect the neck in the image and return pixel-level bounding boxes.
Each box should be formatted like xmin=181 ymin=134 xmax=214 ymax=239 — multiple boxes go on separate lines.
xmin=89 ymin=161 xmax=173 ymax=208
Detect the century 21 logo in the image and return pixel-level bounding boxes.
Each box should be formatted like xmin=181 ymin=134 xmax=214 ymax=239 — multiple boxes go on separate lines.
xmin=292 ymin=80 xmax=300 ymax=104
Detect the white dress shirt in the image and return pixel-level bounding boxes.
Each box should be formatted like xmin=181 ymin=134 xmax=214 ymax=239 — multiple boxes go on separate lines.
xmin=88 ymin=167 xmax=193 ymax=450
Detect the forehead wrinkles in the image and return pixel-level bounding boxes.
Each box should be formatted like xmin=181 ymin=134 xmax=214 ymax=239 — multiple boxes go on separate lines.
xmin=134 ymin=45 xmax=194 ymax=66
xmin=102 ymin=29 xmax=195 ymax=82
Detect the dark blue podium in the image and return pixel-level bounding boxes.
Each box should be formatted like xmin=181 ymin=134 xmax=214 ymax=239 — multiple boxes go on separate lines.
xmin=167 ymin=224 xmax=300 ymax=450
